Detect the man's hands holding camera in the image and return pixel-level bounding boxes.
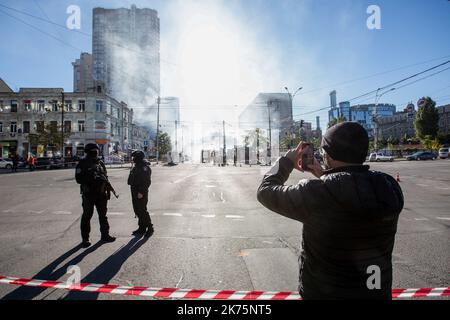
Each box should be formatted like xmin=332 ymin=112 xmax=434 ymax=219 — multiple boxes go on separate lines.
xmin=285 ymin=142 xmax=324 ymax=178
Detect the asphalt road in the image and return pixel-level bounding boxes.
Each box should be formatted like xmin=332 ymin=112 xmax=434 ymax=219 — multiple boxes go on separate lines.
xmin=0 ymin=159 xmax=448 ymax=300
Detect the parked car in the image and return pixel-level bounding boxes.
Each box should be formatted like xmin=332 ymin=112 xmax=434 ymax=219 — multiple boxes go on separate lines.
xmin=36 ymin=157 xmax=51 ymax=170
xmin=0 ymin=158 xmax=13 ymax=169
xmin=49 ymin=157 xmax=65 ymax=169
xmin=439 ymin=148 xmax=449 ymax=159
xmin=369 ymin=153 xmax=394 ymax=162
xmin=406 ymin=151 xmax=437 ymax=161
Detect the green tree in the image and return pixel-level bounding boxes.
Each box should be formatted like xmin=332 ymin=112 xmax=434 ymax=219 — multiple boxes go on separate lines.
xmin=431 ymin=138 xmax=442 ymax=152
xmin=421 ymin=135 xmax=433 ymax=152
xmin=30 ymin=123 xmax=72 ymax=155
xmin=327 ymin=116 xmax=347 ymax=129
xmin=414 ymin=96 xmax=439 ymax=139
xmin=157 ymin=132 xmax=172 ymax=160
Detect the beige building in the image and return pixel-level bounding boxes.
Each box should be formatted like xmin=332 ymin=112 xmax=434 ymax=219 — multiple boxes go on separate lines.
xmin=0 ymin=83 xmax=142 ymax=159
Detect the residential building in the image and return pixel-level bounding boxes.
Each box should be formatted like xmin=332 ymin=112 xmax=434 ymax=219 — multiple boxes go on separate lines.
xmin=0 ymin=82 xmax=142 ymax=159
xmin=92 ymin=5 xmax=160 ymax=107
xmin=72 ymin=52 xmax=94 ymax=93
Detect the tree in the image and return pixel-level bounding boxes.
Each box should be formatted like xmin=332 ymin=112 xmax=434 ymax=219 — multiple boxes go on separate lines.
xmin=431 ymin=138 xmax=442 ymax=152
xmin=29 ymin=123 xmax=72 ymax=155
xmin=421 ymin=135 xmax=433 ymax=152
xmin=414 ymin=96 xmax=439 ymax=140
xmin=157 ymin=132 xmax=172 ymax=160
xmin=327 ymin=116 xmax=347 ymax=128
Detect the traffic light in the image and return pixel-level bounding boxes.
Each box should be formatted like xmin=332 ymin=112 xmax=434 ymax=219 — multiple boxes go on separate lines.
xmin=300 ymin=120 xmax=304 ymax=128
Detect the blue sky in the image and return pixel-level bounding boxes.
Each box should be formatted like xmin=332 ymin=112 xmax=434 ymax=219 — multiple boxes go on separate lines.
xmin=0 ymin=0 xmax=449 ymax=129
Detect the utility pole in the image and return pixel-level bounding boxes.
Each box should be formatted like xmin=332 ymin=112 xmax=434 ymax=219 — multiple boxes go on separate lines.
xmin=156 ymin=96 xmax=160 ymax=164
xmin=61 ymin=91 xmax=65 ymax=159
xmin=267 ymin=101 xmax=273 ymax=165
xmin=222 ymin=120 xmax=226 ymax=166
xmin=175 ymin=120 xmax=178 ymax=163
xmin=256 ymin=128 xmax=260 ymax=165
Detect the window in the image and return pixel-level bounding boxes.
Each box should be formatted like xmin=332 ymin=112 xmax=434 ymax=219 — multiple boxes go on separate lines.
xmin=10 ymin=121 xmax=17 ymax=133
xmin=65 ymin=100 xmax=72 ymax=111
xmin=96 ymin=100 xmax=103 ymax=112
xmin=0 ymin=122 xmax=2 ymax=133
xmin=35 ymin=121 xmax=44 ymax=132
xmin=64 ymin=121 xmax=72 ymax=133
xmin=51 ymin=100 xmax=58 ymax=112
xmin=11 ymin=100 xmax=18 ymax=112
xmin=78 ymin=100 xmax=85 ymax=112
xmin=38 ymin=100 xmax=45 ymax=112
xmin=24 ymin=100 xmax=32 ymax=111
xmin=78 ymin=120 xmax=85 ymax=132
xmin=0 ymin=100 xmax=3 ymax=112
xmin=23 ymin=121 xmax=30 ymax=134
xmin=50 ymin=121 xmax=58 ymax=133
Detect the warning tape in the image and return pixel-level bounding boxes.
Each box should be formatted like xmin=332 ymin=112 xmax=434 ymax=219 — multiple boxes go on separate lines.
xmin=0 ymin=276 xmax=448 ymax=299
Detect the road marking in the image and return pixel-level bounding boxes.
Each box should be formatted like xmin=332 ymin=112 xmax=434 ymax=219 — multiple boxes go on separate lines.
xmin=434 ymin=187 xmax=450 ymax=190
xmin=108 ymin=212 xmax=125 ymax=216
xmin=205 ymin=185 xmax=216 ymax=188
xmin=172 ymin=173 xmax=199 ymax=184
xmin=416 ymin=184 xmax=429 ymax=187
xmin=226 ymin=215 xmax=244 ymax=219
xmin=201 ymin=214 xmax=216 ymax=218
xmin=163 ymin=213 xmax=183 ymax=217
xmin=53 ymin=211 xmax=72 ymax=215
xmin=29 ymin=210 xmax=44 ymax=214
xmin=220 ymin=192 xmax=226 ymax=203
xmin=436 ymin=217 xmax=450 ymax=221
xmin=414 ymin=218 xmax=429 ymax=221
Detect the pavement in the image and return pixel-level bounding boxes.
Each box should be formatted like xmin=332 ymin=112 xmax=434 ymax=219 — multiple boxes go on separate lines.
xmin=0 ymin=159 xmax=448 ymax=300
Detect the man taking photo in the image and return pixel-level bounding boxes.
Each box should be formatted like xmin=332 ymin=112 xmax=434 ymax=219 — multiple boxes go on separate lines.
xmin=257 ymin=122 xmax=404 ymax=299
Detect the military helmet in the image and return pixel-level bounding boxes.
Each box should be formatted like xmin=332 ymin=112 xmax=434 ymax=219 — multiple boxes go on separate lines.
xmin=131 ymin=150 xmax=145 ymax=161
xmin=84 ymin=143 xmax=100 ymax=153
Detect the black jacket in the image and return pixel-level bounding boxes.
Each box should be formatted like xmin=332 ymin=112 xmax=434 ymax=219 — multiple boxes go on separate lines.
xmin=257 ymin=157 xmax=404 ymax=300
xmin=127 ymin=160 xmax=151 ymax=194
xmin=75 ymin=157 xmax=108 ymax=195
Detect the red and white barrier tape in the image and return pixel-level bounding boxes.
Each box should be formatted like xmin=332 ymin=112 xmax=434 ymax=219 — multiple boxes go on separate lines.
xmin=0 ymin=276 xmax=448 ymax=299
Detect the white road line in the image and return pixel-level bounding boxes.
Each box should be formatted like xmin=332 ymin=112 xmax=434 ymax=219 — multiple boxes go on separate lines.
xmin=434 ymin=187 xmax=450 ymax=190
xmin=220 ymin=192 xmax=226 ymax=203
xmin=172 ymin=173 xmax=199 ymax=184
xmin=226 ymin=215 xmax=244 ymax=219
xmin=414 ymin=218 xmax=429 ymax=221
xmin=416 ymin=184 xmax=430 ymax=187
xmin=29 ymin=210 xmax=45 ymax=214
xmin=201 ymin=214 xmax=216 ymax=218
xmin=436 ymin=217 xmax=450 ymax=221
xmin=163 ymin=213 xmax=183 ymax=217
xmin=53 ymin=211 xmax=72 ymax=215
xmin=205 ymin=185 xmax=216 ymax=188
xmin=108 ymin=212 xmax=125 ymax=216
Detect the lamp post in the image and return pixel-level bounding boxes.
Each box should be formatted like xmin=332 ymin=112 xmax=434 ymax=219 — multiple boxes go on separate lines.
xmin=373 ymin=87 xmax=395 ymax=151
xmin=284 ymin=86 xmax=303 ymax=148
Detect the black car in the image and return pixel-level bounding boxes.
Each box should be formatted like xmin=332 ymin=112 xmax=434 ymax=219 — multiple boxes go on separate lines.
xmin=49 ymin=157 xmax=65 ymax=169
xmin=406 ymin=151 xmax=437 ymax=161
xmin=36 ymin=157 xmax=51 ymax=169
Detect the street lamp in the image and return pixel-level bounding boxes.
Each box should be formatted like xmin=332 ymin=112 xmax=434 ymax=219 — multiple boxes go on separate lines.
xmin=284 ymin=86 xmax=303 ymax=148
xmin=373 ymin=87 xmax=396 ymax=151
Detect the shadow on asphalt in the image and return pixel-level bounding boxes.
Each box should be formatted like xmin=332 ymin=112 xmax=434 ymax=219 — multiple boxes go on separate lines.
xmin=62 ymin=235 xmax=149 ymax=300
xmin=2 ymin=241 xmax=104 ymax=300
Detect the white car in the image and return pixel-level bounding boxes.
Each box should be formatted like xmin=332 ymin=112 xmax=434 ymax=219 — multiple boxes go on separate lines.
xmin=369 ymin=153 xmax=394 ymax=162
xmin=0 ymin=158 xmax=13 ymax=169
xmin=439 ymin=148 xmax=449 ymax=159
